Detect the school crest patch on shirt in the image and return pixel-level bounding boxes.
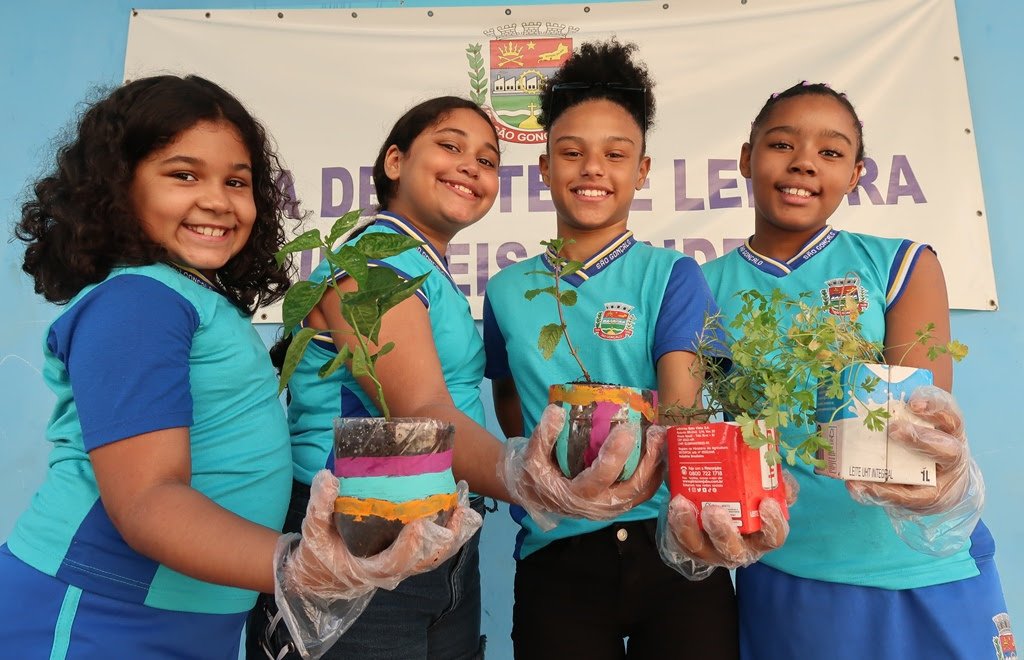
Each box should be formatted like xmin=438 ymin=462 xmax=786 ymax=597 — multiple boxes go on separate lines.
xmin=821 ymin=276 xmax=869 ymax=318
xmin=594 ymin=302 xmax=635 ymax=340
xmin=992 ymin=613 xmax=1017 ymax=659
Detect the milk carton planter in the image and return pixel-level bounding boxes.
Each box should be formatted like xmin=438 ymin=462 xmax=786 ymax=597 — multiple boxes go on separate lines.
xmin=548 ymin=382 xmax=656 ymax=480
xmin=333 ymin=417 xmax=458 ymax=556
xmin=815 ymin=363 xmax=937 ymax=486
xmin=665 ymin=421 xmax=789 ymax=534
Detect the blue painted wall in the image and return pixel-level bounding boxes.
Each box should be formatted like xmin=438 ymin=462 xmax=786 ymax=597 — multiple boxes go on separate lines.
xmin=2 ymin=2 xmax=1019 ymax=657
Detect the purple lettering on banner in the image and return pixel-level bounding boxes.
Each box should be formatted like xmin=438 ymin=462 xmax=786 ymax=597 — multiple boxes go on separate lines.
xmin=723 ymin=238 xmax=746 ymax=254
xmin=630 ymin=178 xmax=652 ymax=211
xmin=447 ymin=243 xmax=470 ymax=295
xmin=476 ymin=243 xmax=490 ymax=293
xmin=683 ymin=238 xmax=717 ymax=262
xmin=709 ymin=159 xmax=742 ymax=209
xmin=528 ymin=165 xmax=554 ymax=212
xmin=276 ymin=170 xmax=301 ymax=219
xmin=662 ymin=239 xmax=677 ymax=251
xmin=322 ymin=167 xmax=353 ymax=216
xmin=297 ymin=247 xmax=326 ymax=281
xmin=674 ymin=159 xmax=705 ymax=211
xmin=497 ymin=242 xmax=527 ymax=270
xmin=300 ymin=249 xmax=313 ymax=281
xmin=498 ymin=165 xmax=524 ymax=213
xmin=847 ymin=157 xmax=884 ymax=206
xmin=744 ymin=177 xmax=754 ymax=208
xmin=886 ymin=155 xmax=927 ymax=205
xmin=359 ymin=166 xmax=377 ymax=211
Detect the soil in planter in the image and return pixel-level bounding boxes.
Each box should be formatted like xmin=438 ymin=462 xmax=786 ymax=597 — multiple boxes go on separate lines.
xmin=332 ymin=417 xmax=457 ymax=557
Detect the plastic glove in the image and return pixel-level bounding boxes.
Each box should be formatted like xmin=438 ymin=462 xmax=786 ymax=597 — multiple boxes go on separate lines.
xmin=274 ymin=470 xmax=483 ymax=658
xmin=657 ymin=470 xmax=798 ymax=580
xmin=846 ymin=385 xmax=984 ymax=556
xmin=499 ymin=405 xmax=665 ymax=531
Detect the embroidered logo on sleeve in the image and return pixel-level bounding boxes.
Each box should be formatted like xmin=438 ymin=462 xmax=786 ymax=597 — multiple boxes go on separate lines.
xmin=594 ymin=302 xmax=635 ymax=341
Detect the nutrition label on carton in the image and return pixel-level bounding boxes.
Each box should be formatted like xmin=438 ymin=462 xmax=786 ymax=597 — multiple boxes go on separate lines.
xmin=673 ymin=426 xmax=730 ymax=461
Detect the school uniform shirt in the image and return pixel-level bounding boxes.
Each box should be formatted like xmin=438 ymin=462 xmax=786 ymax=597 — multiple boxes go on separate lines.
xmin=288 ymin=212 xmax=486 ymax=485
xmin=701 ymin=226 xmax=996 ymax=590
xmin=484 ymin=231 xmax=720 ymax=559
xmin=3 ymin=264 xmax=292 ymax=636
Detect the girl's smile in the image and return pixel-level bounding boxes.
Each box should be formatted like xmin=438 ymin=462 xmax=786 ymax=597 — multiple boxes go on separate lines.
xmin=740 ymin=94 xmax=862 ymax=260
xmin=383 ymin=108 xmax=500 ymax=252
xmin=540 ymin=98 xmax=650 ymax=252
xmin=130 ymin=119 xmax=256 ymax=278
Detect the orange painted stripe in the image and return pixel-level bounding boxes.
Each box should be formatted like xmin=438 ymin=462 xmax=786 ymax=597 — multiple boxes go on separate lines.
xmin=334 ymin=492 xmax=458 ymax=523
xmin=549 ymin=384 xmax=656 ymax=421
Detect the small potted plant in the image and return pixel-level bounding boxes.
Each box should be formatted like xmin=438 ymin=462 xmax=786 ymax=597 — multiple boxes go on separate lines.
xmin=525 ymin=237 xmax=656 ymax=480
xmin=276 ymin=210 xmax=459 ymax=556
xmin=660 ymin=286 xmax=966 ymax=534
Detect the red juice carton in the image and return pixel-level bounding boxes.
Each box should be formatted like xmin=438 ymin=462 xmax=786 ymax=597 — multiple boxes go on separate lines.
xmin=665 ymin=422 xmax=789 ymax=534
xmin=815 ymin=363 xmax=936 ymax=486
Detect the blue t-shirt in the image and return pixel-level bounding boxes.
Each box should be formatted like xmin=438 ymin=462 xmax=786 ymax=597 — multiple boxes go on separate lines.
xmin=6 ymin=263 xmax=292 ymax=614
xmin=484 ymin=232 xmax=721 ymax=559
xmin=702 ymin=226 xmax=993 ymax=589
xmin=288 ymin=212 xmax=486 ymax=485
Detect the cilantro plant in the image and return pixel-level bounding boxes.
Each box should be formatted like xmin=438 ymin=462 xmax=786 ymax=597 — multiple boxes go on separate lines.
xmin=525 ymin=237 xmax=593 ymax=383
xmin=663 ymin=288 xmax=967 ymax=467
xmin=275 ymin=209 xmax=428 ymax=419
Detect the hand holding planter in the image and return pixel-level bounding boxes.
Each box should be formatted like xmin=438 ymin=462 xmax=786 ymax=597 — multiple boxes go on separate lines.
xmin=846 ymin=386 xmax=984 ymax=557
xmin=274 ymin=470 xmax=483 ymax=659
xmin=499 ymin=405 xmax=665 ymax=531
xmin=657 ymin=470 xmax=798 ymax=579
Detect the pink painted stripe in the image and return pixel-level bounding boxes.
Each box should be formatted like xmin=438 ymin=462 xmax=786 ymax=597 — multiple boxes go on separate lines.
xmin=333 ymin=450 xmax=454 ymax=477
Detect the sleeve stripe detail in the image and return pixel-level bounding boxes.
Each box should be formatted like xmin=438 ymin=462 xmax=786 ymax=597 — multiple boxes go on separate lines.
xmin=885 ymin=241 xmax=928 ymax=311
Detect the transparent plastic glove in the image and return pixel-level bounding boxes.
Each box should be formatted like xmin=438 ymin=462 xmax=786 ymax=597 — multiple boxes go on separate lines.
xmin=657 ymin=470 xmax=798 ymax=580
xmin=846 ymin=386 xmax=984 ymax=556
xmin=274 ymin=470 xmax=483 ymax=658
xmin=499 ymin=405 xmax=665 ymax=531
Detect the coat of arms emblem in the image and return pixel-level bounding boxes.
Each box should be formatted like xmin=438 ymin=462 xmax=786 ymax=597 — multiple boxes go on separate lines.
xmin=821 ymin=276 xmax=869 ymax=319
xmin=465 ymin=22 xmax=576 ymax=144
xmin=594 ymin=302 xmax=635 ymax=341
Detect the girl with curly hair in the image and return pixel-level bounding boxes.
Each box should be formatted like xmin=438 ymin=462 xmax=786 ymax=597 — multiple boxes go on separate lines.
xmin=483 ymin=39 xmax=741 ymax=659
xmin=0 ymin=75 xmax=477 ymax=659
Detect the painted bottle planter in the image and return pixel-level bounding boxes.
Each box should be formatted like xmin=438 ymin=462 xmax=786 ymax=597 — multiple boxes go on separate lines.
xmin=547 ymin=383 xmax=656 ymax=480
xmin=332 ymin=417 xmax=457 ymax=557
xmin=815 ymin=363 xmax=937 ymax=486
xmin=665 ymin=421 xmax=788 ymax=535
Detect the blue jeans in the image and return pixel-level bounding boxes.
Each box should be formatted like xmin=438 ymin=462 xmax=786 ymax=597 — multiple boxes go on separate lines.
xmin=247 ymin=481 xmax=486 ymax=660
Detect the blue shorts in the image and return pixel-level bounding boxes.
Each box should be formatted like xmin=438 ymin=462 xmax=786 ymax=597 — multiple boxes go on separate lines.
xmin=737 ymin=553 xmax=1014 ymax=660
xmin=0 ymin=545 xmax=245 ymax=659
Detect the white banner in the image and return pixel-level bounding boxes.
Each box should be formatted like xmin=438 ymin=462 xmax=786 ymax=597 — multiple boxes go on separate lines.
xmin=124 ymin=0 xmax=996 ymax=320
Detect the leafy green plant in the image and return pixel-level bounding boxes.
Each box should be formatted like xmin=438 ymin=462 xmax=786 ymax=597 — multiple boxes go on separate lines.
xmin=275 ymin=209 xmax=428 ymax=419
xmin=662 ymin=287 xmax=967 ymax=466
xmin=524 ymin=237 xmax=592 ymax=383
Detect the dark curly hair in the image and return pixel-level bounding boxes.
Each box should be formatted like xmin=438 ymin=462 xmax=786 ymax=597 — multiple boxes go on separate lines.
xmin=372 ymin=96 xmax=498 ymax=211
xmin=749 ymin=81 xmax=865 ymax=162
xmin=15 ymin=74 xmax=292 ymax=313
xmin=538 ymin=39 xmax=656 ymax=151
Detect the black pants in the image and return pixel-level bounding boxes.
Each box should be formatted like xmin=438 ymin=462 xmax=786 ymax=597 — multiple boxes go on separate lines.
xmin=512 ymin=519 xmax=739 ymax=660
